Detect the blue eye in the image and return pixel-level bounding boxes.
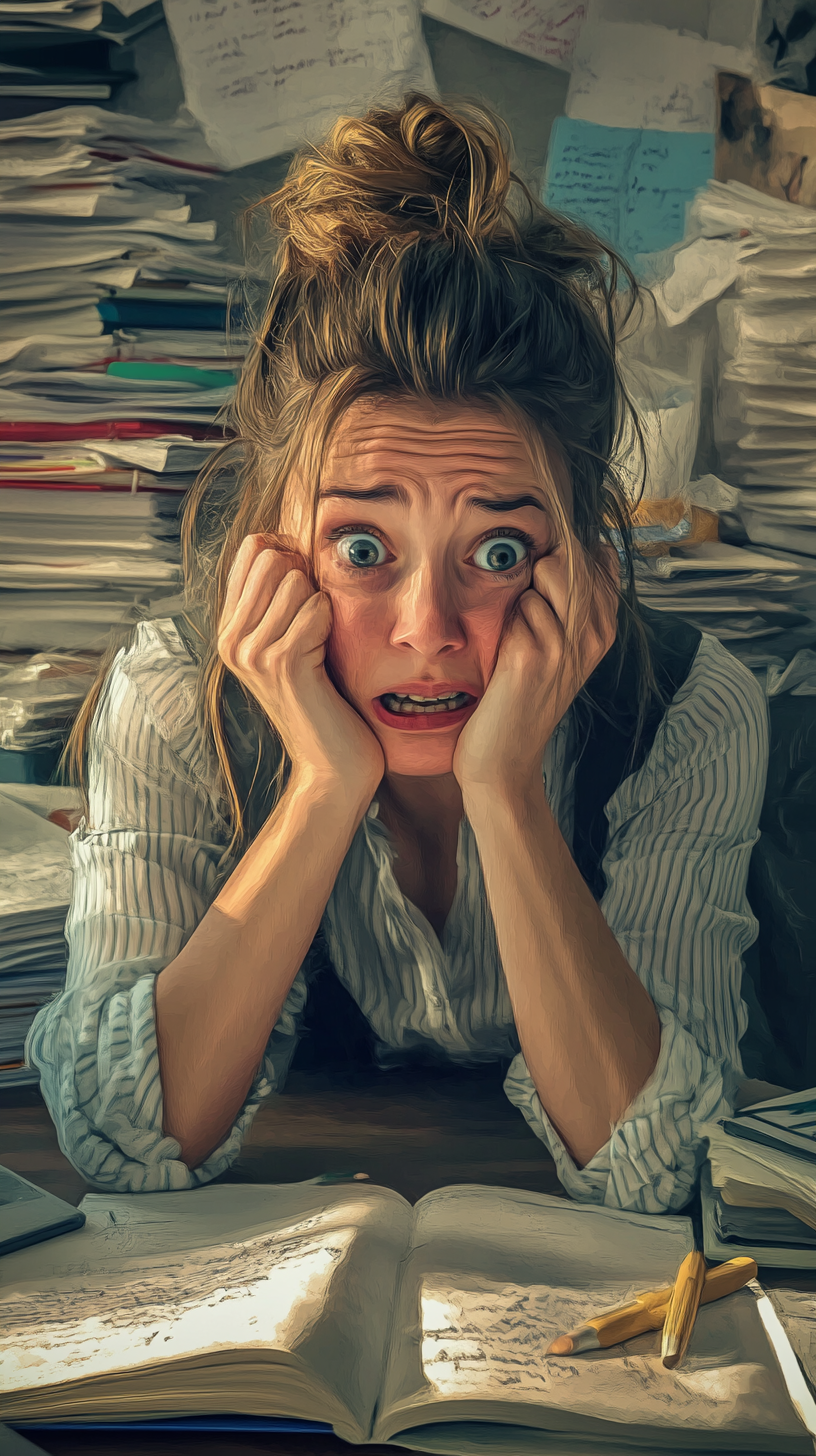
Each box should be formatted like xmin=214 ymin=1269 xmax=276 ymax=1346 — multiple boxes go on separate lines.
xmin=337 ymin=533 xmax=387 ymax=569
xmin=473 ymin=535 xmax=529 ymax=573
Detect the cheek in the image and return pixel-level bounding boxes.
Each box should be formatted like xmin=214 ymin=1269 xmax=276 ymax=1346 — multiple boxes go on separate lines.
xmin=466 ymin=581 xmax=528 ymax=668
xmin=324 ymin=591 xmax=385 ymax=690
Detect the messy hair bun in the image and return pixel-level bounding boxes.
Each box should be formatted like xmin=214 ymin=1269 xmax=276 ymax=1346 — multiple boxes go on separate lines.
xmin=178 ymin=92 xmax=648 ymax=850
xmin=265 ymin=94 xmax=522 ymax=275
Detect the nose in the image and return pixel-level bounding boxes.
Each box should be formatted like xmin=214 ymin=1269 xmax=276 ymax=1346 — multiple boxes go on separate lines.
xmin=389 ymin=559 xmax=467 ymax=657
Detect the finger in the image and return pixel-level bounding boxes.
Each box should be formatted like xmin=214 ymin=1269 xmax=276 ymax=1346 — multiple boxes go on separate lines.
xmin=247 ymin=569 xmax=315 ymax=654
xmin=517 ymin=585 xmax=562 ymax=653
xmin=531 ymin=546 xmax=572 ymax=625
xmin=222 ymin=534 xmax=269 ymax=625
xmin=221 ymin=534 xmax=309 ymax=629
xmin=277 ymin=587 xmax=333 ymax=660
xmin=224 ymin=547 xmax=307 ymax=642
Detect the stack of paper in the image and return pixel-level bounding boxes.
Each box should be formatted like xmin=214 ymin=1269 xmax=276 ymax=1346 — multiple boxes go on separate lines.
xmin=701 ymin=1095 xmax=816 ymax=1269
xmin=0 ymin=487 xmax=185 ymax=649
xmin=688 ymin=180 xmax=816 ymax=561
xmin=0 ymin=0 xmax=160 ymax=119
xmin=633 ymin=537 xmax=816 ymax=653
xmin=0 ymin=649 xmax=99 ymax=755
xmin=0 ymin=785 xmax=80 ymax=1087
xmin=0 ymin=106 xmax=242 ymax=660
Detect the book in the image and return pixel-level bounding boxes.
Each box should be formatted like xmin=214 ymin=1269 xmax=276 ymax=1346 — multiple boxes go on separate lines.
xmin=701 ymin=1096 xmax=816 ymax=1269
xmin=3 ymin=1180 xmax=816 ymax=1454
xmin=722 ymin=1088 xmax=816 ymax=1166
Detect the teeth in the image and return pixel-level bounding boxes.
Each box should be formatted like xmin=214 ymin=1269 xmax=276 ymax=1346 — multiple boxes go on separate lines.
xmin=407 ymin=693 xmax=456 ymax=702
xmin=382 ymin=691 xmax=470 ymax=715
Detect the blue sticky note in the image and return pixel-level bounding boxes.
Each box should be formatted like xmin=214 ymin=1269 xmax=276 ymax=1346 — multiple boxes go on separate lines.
xmin=544 ymin=116 xmax=714 ymax=262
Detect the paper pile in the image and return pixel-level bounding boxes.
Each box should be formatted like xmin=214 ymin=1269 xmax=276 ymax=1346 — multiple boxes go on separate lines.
xmin=0 ymin=785 xmax=80 ymax=1087
xmin=0 ymin=105 xmax=242 ymax=670
xmin=690 ymin=179 xmax=816 ymax=560
xmin=0 ymin=0 xmax=160 ymax=119
xmin=0 ymin=650 xmax=98 ymax=755
xmin=632 ymin=534 xmax=816 ymax=653
xmin=701 ymin=1110 xmax=816 ymax=1269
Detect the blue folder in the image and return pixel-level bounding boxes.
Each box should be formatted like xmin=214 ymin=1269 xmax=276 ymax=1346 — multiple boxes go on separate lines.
xmin=96 ymin=301 xmax=230 ymax=330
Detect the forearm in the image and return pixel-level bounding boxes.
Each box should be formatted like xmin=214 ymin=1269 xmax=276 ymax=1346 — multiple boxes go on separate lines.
xmin=465 ymin=780 xmax=660 ymax=1168
xmin=155 ymin=771 xmax=370 ymax=1168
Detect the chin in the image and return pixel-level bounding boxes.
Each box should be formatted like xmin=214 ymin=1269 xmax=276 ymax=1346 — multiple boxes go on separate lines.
xmin=378 ymin=737 xmax=457 ymax=778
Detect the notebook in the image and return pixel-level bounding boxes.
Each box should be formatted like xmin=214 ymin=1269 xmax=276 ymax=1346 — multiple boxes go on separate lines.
xmin=3 ymin=1180 xmax=816 ymax=1454
xmin=722 ymin=1088 xmax=816 ymax=1166
xmin=701 ymin=1093 xmax=816 ymax=1269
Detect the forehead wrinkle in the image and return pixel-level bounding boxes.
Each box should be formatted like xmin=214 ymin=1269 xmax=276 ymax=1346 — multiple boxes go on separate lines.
xmin=329 ymin=435 xmax=531 ymax=466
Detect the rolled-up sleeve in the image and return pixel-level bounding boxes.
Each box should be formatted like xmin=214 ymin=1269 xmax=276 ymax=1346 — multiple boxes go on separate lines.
xmin=25 ymin=620 xmax=306 ymax=1193
xmin=504 ymin=636 xmax=769 ymax=1214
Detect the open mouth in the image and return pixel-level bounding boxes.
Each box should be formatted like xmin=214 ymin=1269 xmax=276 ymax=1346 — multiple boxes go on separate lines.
xmin=372 ymin=690 xmax=477 ymax=731
xmin=379 ymin=691 xmax=473 ymax=715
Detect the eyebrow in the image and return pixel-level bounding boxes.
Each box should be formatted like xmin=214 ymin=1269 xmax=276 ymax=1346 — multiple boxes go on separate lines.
xmin=317 ymin=484 xmax=547 ymax=513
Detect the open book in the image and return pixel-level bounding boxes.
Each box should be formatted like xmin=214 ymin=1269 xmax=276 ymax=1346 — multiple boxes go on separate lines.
xmin=3 ymin=1181 xmax=816 ymax=1456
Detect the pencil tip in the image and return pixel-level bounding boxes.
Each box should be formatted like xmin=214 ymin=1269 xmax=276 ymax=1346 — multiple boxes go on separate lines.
xmin=547 ymin=1336 xmax=573 ymax=1356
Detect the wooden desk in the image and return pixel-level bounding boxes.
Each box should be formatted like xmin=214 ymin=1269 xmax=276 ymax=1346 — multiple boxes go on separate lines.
xmin=3 ymin=1069 xmax=814 ymax=1456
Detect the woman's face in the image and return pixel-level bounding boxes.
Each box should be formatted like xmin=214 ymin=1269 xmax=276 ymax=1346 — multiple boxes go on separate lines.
xmin=288 ymin=396 xmax=563 ymax=778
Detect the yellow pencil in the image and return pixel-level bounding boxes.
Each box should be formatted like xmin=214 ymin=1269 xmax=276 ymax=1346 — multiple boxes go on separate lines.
xmin=546 ymin=1257 xmax=757 ymax=1357
xmin=661 ymin=1249 xmax=708 ymax=1369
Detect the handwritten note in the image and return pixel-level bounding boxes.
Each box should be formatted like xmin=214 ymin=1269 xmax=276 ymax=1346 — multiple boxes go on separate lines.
xmin=544 ymin=116 xmax=714 ymax=260
xmin=417 ymin=1275 xmax=806 ymax=1438
xmin=420 ymin=0 xmax=586 ymax=71
xmin=162 ymin=0 xmax=438 ymax=169
xmin=566 ymin=20 xmax=748 ymax=133
xmin=1 ymin=1228 xmax=354 ymax=1395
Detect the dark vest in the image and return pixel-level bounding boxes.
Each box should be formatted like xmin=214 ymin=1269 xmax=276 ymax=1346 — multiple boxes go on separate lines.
xmin=289 ymin=604 xmax=703 ymax=1074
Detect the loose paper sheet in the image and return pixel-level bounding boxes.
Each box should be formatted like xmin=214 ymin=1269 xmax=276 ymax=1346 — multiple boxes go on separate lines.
xmin=566 ymin=20 xmax=750 ymax=133
xmin=162 ymin=0 xmax=438 ymax=170
xmin=544 ymin=115 xmax=714 ymax=258
xmin=419 ymin=0 xmax=586 ymax=71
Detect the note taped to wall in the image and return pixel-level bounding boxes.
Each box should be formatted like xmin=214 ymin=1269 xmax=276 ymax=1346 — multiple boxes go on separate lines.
xmin=565 ymin=21 xmax=750 ymax=133
xmin=544 ymin=116 xmax=714 ymax=260
xmin=420 ymin=0 xmax=587 ymax=71
xmin=162 ymin=0 xmax=438 ymax=170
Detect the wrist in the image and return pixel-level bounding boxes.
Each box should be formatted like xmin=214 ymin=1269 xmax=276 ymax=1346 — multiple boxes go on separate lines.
xmin=286 ymin=764 xmax=376 ymax=822
xmin=461 ymin=770 xmax=549 ymax=824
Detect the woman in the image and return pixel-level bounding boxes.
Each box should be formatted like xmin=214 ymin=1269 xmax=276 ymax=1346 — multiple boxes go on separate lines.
xmin=27 ymin=93 xmax=768 ymax=1212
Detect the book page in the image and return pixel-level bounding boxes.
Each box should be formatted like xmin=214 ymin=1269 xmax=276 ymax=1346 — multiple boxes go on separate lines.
xmin=374 ymin=1185 xmax=812 ymax=1452
xmin=1 ymin=1181 xmax=412 ymax=1442
xmin=771 ymin=1291 xmax=816 ymax=1399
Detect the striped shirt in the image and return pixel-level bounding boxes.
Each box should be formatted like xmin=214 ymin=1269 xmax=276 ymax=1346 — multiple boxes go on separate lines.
xmin=26 ymin=616 xmax=769 ymax=1212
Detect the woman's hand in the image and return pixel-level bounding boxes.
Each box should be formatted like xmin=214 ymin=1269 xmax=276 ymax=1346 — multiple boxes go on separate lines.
xmin=218 ymin=535 xmax=385 ymax=803
xmin=453 ymin=545 xmax=619 ymax=800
